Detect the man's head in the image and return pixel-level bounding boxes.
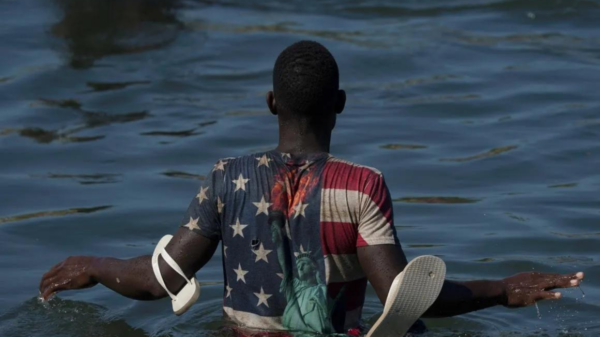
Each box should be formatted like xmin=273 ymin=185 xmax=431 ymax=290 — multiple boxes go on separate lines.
xmin=267 ymin=41 xmax=345 ymax=125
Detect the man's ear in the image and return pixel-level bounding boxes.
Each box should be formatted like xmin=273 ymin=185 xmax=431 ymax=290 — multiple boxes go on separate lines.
xmin=334 ymin=90 xmax=346 ymax=114
xmin=266 ymin=91 xmax=277 ymax=115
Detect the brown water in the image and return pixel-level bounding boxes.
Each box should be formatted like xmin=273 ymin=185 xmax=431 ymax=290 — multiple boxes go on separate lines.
xmin=1 ymin=0 xmax=599 ymax=336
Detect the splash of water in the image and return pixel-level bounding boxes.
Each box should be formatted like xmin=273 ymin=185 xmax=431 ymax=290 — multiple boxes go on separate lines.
xmin=37 ymin=291 xmax=55 ymax=308
xmin=535 ymin=302 xmax=541 ymax=319
xmin=578 ymin=285 xmax=586 ymax=298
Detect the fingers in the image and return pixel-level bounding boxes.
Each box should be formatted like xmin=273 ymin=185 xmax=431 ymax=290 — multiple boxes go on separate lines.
xmin=39 ymin=259 xmax=70 ymax=299
xmin=40 ymin=277 xmax=60 ymax=300
xmin=40 ymin=277 xmax=57 ymax=300
xmin=39 ymin=261 xmax=64 ymax=292
xmin=40 ymin=276 xmax=73 ymax=301
xmin=534 ymin=291 xmax=562 ymax=302
xmin=544 ymin=272 xmax=585 ymax=290
xmin=41 ymin=282 xmax=60 ymax=301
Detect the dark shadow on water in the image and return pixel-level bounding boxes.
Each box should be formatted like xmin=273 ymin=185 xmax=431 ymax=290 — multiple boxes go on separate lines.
xmin=341 ymin=0 xmax=600 ymax=18
xmin=198 ymin=120 xmax=217 ymax=127
xmin=379 ymin=144 xmax=427 ymax=150
xmin=0 ymin=206 xmax=112 ymax=225
xmin=85 ymin=81 xmax=151 ymax=92
xmin=50 ymin=0 xmax=184 ymax=69
xmin=85 ymin=110 xmax=150 ymax=127
xmin=440 ymin=145 xmax=518 ymax=162
xmin=3 ymin=128 xmax=106 ymax=144
xmin=161 ymin=170 xmax=205 ymax=180
xmin=550 ymin=232 xmax=600 ymax=239
xmin=407 ymin=244 xmax=444 ymax=248
xmin=548 ymin=182 xmax=578 ymax=188
xmin=5 ymin=98 xmax=218 ymax=144
xmin=141 ymin=129 xmax=202 ymax=137
xmin=224 ymin=110 xmax=270 ymax=117
xmin=31 ymin=173 xmax=123 ymax=185
xmin=140 ymin=120 xmax=218 ymax=138
xmin=0 ymin=297 xmax=163 ymax=337
xmin=505 ymin=212 xmax=528 ymax=222
xmin=1 ymin=98 xmax=152 ymax=144
xmin=33 ymin=98 xmax=82 ymax=109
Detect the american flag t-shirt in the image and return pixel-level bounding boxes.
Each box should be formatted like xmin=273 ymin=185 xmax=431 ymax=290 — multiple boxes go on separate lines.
xmin=180 ymin=151 xmax=399 ymax=335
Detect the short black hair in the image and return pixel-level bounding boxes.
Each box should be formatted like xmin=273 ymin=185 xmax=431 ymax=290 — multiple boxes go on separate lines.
xmin=273 ymin=41 xmax=339 ymax=117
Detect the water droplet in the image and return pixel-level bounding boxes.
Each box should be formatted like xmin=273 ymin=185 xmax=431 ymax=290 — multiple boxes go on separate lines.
xmin=578 ymin=285 xmax=585 ymax=298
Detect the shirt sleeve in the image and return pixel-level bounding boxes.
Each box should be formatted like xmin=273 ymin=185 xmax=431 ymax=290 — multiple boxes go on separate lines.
xmin=179 ymin=162 xmax=223 ymax=241
xmin=356 ymin=173 xmax=399 ymax=247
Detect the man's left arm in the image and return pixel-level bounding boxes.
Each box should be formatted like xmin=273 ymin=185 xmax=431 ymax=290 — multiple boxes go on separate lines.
xmin=354 ymin=173 xmax=584 ymax=317
xmin=358 ymin=244 xmax=584 ymax=317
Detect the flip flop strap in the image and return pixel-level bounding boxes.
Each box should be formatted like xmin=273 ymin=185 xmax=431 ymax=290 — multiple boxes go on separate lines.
xmin=152 ymin=250 xmax=176 ymax=300
xmin=161 ymin=249 xmax=194 ymax=286
xmin=151 ymin=246 xmax=194 ymax=301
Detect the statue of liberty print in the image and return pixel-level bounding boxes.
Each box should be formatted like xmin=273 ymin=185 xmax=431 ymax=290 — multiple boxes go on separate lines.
xmin=270 ymin=211 xmax=345 ymax=335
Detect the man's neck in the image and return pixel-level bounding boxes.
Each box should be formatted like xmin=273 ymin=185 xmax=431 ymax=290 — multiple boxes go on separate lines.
xmin=276 ymin=124 xmax=332 ymax=156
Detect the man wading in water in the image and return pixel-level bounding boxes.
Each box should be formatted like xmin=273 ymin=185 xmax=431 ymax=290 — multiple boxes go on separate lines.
xmin=40 ymin=41 xmax=584 ymax=336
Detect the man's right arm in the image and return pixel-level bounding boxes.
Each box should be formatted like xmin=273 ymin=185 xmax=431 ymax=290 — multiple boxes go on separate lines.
xmin=40 ymin=227 xmax=219 ymax=301
xmin=40 ymin=160 xmax=225 ymax=302
xmin=357 ymin=244 xmax=584 ymax=317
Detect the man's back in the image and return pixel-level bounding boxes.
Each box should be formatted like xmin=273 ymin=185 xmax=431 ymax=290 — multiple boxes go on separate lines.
xmin=183 ymin=150 xmax=398 ymax=334
xmin=38 ymin=40 xmax=585 ymax=337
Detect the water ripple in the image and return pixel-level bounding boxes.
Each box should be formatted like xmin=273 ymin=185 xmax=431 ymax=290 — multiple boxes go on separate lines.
xmin=0 ymin=206 xmax=112 ymax=225
xmin=440 ymin=145 xmax=518 ymax=162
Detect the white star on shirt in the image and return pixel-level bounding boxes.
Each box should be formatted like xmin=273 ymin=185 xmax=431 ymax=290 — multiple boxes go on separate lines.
xmin=281 ymin=153 xmax=291 ymax=161
xmin=256 ymin=154 xmax=272 ymax=168
xmin=230 ymin=218 xmax=248 ymax=238
xmin=184 ymin=217 xmax=199 ymax=231
xmin=217 ymin=196 xmax=225 ymax=214
xmin=226 ymin=284 xmax=233 ymax=298
xmin=223 ymin=245 xmax=228 ymax=258
xmin=293 ymin=201 xmax=309 ymax=218
xmin=294 ymin=244 xmax=310 ymax=257
xmin=232 ymin=173 xmax=249 ymax=192
xmin=254 ymin=287 xmax=272 ymax=307
xmin=252 ymin=243 xmax=272 ymax=263
xmin=213 ymin=160 xmax=228 ymax=172
xmin=234 ymin=263 xmax=249 ymax=283
xmin=252 ymin=196 xmax=272 ymax=216
xmin=196 ymin=186 xmax=209 ymax=204
xmin=276 ymin=273 xmax=284 ymax=279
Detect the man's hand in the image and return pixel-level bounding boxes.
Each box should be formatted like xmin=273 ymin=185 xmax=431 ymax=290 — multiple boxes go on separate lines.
xmin=39 ymin=256 xmax=99 ymax=301
xmin=501 ymin=271 xmax=585 ymax=308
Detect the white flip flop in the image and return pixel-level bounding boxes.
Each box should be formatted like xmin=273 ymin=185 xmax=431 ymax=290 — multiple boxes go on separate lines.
xmin=151 ymin=234 xmax=201 ymax=315
xmin=366 ymin=255 xmax=446 ymax=337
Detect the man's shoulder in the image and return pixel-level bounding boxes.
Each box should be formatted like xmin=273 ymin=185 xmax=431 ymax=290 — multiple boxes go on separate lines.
xmin=212 ymin=151 xmax=274 ymax=170
xmin=326 ymin=156 xmax=383 ymax=178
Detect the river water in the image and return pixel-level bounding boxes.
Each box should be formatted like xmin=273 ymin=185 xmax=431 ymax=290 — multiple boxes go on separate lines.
xmin=0 ymin=0 xmax=599 ymax=336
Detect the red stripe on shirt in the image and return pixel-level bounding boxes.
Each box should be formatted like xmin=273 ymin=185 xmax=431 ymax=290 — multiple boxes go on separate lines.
xmin=322 ymin=160 xmax=379 ymax=191
xmin=320 ymin=221 xmax=358 ymax=255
